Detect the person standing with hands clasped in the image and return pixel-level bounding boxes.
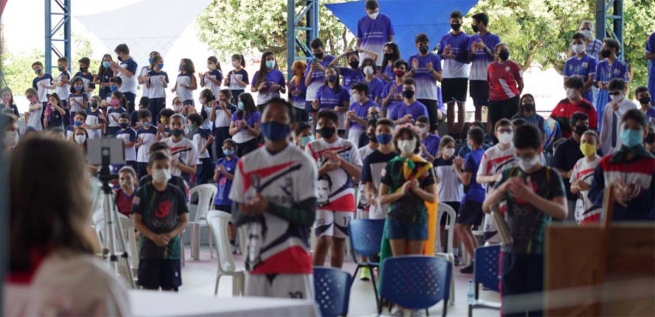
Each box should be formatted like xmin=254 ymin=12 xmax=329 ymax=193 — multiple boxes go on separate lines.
xmin=405 ymin=33 xmax=443 ymax=133
xmin=482 ymin=124 xmax=567 ymax=317
xmin=356 ymin=0 xmax=394 ymax=67
xmin=172 ymin=59 xmax=198 ymax=106
xmin=229 ymin=98 xmax=318 ymax=300
xmin=569 ymin=130 xmax=601 ymax=224
xmin=133 ymin=151 xmax=189 ymax=291
xmin=594 ymin=38 xmax=629 ymax=131
xmin=599 ymin=79 xmax=637 ymax=154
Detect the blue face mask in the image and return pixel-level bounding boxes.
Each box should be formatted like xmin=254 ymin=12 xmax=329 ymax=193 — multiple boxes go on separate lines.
xmin=223 ymin=148 xmax=234 ymax=157
xmin=261 ymin=121 xmax=290 ymax=141
xmin=157 ymin=63 xmax=164 ymax=69
xmin=620 ymin=129 xmax=643 ymax=148
xmin=148 ymin=57 xmax=153 ymax=65
xmin=179 ymin=65 xmax=185 ymax=71
xmin=237 ymin=101 xmax=244 ymax=110
xmin=376 ymin=133 xmax=393 ymax=145
xmin=301 ymin=135 xmax=314 ymax=146
xmin=74 ymin=120 xmax=83 ymax=127
xmin=265 ymin=60 xmax=275 ymax=69
xmin=110 ymin=86 xmax=117 ymax=92
xmin=102 ymin=61 xmax=111 ymax=68
xmin=74 ymin=85 xmax=83 ymax=92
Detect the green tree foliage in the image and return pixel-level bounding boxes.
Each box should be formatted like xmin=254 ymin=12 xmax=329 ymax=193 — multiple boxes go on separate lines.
xmin=0 ymin=50 xmax=44 ymax=95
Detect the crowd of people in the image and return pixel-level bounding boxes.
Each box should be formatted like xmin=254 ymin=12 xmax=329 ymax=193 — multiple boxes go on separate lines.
xmin=2 ymin=0 xmax=655 ymax=316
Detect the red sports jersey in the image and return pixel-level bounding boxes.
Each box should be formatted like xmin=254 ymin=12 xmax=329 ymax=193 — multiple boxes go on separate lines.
xmin=487 ymin=61 xmax=523 ymax=101
xmin=550 ymin=98 xmax=598 ymax=138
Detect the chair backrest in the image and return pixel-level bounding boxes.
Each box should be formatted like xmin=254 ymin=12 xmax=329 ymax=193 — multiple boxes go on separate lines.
xmin=313 ymin=267 xmax=352 ymax=317
xmin=190 ymin=184 xmax=218 ymax=222
xmin=92 ymin=213 xmax=105 ymax=249
xmin=347 ymin=219 xmax=385 ymax=257
xmin=436 ymin=202 xmax=457 ymax=254
xmin=207 ymin=210 xmax=237 ymax=272
xmin=380 ymin=256 xmax=451 ymax=310
xmin=118 ymin=214 xmax=139 ymax=268
xmin=474 ymin=245 xmax=501 ymax=292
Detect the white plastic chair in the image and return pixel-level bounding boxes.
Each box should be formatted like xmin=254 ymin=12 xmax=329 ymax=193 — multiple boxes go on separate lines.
xmin=435 ymin=202 xmax=457 ymax=305
xmin=189 ymin=184 xmax=218 ymax=260
xmin=118 ymin=214 xmax=140 ymax=272
xmin=207 ymin=210 xmax=245 ymax=296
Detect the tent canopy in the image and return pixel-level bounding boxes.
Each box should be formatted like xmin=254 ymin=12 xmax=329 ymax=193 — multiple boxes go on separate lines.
xmin=325 ymin=0 xmax=479 ymax=58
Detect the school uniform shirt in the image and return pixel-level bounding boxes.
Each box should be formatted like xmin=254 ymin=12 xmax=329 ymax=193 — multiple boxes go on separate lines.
xmin=214 ymin=156 xmax=238 ymax=206
xmin=437 ymin=32 xmax=471 ymax=78
xmin=315 ymin=85 xmax=350 ymax=128
xmin=162 ymin=137 xmax=200 ymax=178
xmin=306 ymin=137 xmax=362 ymax=211
xmin=562 ymin=54 xmax=598 ymax=102
xmin=115 ymin=128 xmax=137 ymax=161
xmin=550 ymin=98 xmax=598 ymax=138
xmin=98 ymin=69 xmax=114 ymax=99
xmin=511 ymin=113 xmax=546 ymax=134
xmin=227 ymin=68 xmax=249 ymax=92
xmin=27 ymin=103 xmax=43 ymax=130
xmin=462 ymin=148 xmax=485 ymax=203
xmin=408 ymin=53 xmax=442 ymax=101
xmin=74 ymin=71 xmax=95 ymax=100
xmin=356 ymin=145 xmax=377 ymax=216
xmin=599 ymin=98 xmax=637 ymax=155
xmin=54 ymin=71 xmax=71 ymax=101
xmin=304 ymin=55 xmax=335 ymax=102
xmin=68 ymin=93 xmax=86 ymax=113
xmin=348 ymin=99 xmax=378 ymax=132
xmin=230 ymin=111 xmax=261 ymax=144
xmin=132 ymin=183 xmax=189 ymax=260
xmin=493 ymin=166 xmax=565 ymax=254
xmin=251 ymin=69 xmax=286 ymax=105
xmin=339 ymin=68 xmax=365 ymax=90
xmin=33 ymin=74 xmax=53 ymax=102
xmin=487 ymin=61 xmax=523 ymax=101
xmin=422 ymin=134 xmax=441 ymax=159
xmin=187 ymin=128 xmax=212 ymax=159
xmin=569 ymin=156 xmax=601 ymax=223
xmin=176 ymin=73 xmax=194 ymax=101
xmin=552 ymin=137 xmax=604 ymax=201
xmin=642 ymin=106 xmax=655 ymax=126
xmin=594 ymin=59 xmax=629 ymax=131
xmin=478 ymin=144 xmax=517 ymax=193
xmin=118 ymin=57 xmax=138 ymax=94
xmin=136 ymin=126 xmax=158 ymax=163
xmin=0 ymin=103 xmax=20 ymax=117
xmin=647 ymin=32 xmax=655 ymax=105
xmin=288 ymin=79 xmax=307 ymax=110
xmin=214 ymin=104 xmax=237 ymax=128
xmin=468 ymin=33 xmax=502 ymax=81
xmin=356 ymin=12 xmax=394 ymax=67
xmin=138 ymin=67 xmax=151 ymax=98
xmin=147 ymin=70 xmax=169 ymax=99
xmin=228 ymin=145 xmax=318 ymax=274
xmin=65 ymin=125 xmax=74 ymax=139
xmin=381 ymin=65 xmax=395 ymax=82
xmin=389 ymin=101 xmax=429 ymax=122
xmin=204 ymin=69 xmax=223 ymax=96
xmin=107 ymin=107 xmax=127 ymax=128
xmin=383 ymin=81 xmax=403 ymax=111
xmin=360 ymin=149 xmax=398 ymax=219
xmin=114 ymin=188 xmax=135 ymax=217
xmin=434 ymin=157 xmax=462 ymax=203
xmin=365 ymin=77 xmax=385 ymax=101
xmin=86 ymin=108 xmax=104 ymax=139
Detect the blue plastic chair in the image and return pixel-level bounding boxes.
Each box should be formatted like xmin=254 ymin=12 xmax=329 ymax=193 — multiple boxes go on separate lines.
xmin=468 ymin=245 xmax=501 ymax=317
xmin=313 ymin=267 xmax=352 ymax=317
xmin=379 ymin=256 xmax=452 ymax=317
xmin=348 ymin=219 xmax=385 ymax=311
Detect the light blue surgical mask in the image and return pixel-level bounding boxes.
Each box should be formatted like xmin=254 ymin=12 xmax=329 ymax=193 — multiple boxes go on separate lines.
xmin=102 ymin=61 xmax=111 ymax=68
xmin=265 ymin=60 xmax=275 ymax=69
xmin=620 ymin=129 xmax=643 ymax=148
xmin=301 ymin=135 xmax=314 ymax=146
xmin=148 ymin=57 xmax=153 ymax=65
xmin=238 ymin=101 xmax=244 ymax=110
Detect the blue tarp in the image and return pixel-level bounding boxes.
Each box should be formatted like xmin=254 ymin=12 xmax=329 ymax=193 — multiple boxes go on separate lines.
xmin=325 ymin=0 xmax=479 ymax=58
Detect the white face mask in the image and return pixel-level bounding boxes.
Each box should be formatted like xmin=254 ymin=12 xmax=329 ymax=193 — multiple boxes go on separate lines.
xmin=74 ymin=134 xmax=86 ymax=144
xmin=581 ymin=30 xmax=593 ymax=40
xmin=498 ymin=132 xmax=513 ymax=145
xmin=397 ymin=139 xmax=416 ymax=155
xmin=120 ymin=181 xmax=134 ymax=190
xmin=3 ymin=130 xmax=19 ymax=147
xmin=368 ymin=12 xmax=379 ymax=20
xmin=572 ymin=44 xmax=585 ymax=55
xmin=517 ymin=155 xmax=540 ymax=171
xmin=566 ymin=88 xmax=577 ymax=100
xmin=152 ymin=168 xmax=172 ymax=184
xmin=363 ymin=66 xmax=374 ymax=76
xmin=610 ymin=93 xmax=624 ymax=103
xmin=416 ymin=126 xmax=427 ymax=135
xmin=232 ymin=61 xmax=240 ymax=68
xmin=351 ymin=91 xmax=362 ymax=103
xmin=444 ymin=148 xmax=455 ymax=157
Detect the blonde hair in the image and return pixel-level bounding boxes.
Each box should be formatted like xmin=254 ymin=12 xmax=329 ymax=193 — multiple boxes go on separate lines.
xmin=291 ymin=60 xmax=307 ymax=87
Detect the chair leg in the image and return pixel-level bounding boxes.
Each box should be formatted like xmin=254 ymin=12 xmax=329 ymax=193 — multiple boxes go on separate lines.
xmin=369 ymin=265 xmax=380 ymax=314
xmin=443 ymin=301 xmax=448 ymax=317
xmin=215 ymin=273 xmax=222 ymax=295
xmin=207 ymin=227 xmax=214 ymax=258
xmin=425 ymin=308 xmax=429 ymax=316
xmin=181 ymin=233 xmax=185 ymax=267
xmin=349 ymin=265 xmax=361 ymax=290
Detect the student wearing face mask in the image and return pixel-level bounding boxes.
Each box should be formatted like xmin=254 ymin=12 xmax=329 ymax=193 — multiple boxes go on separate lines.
xmin=172 ymin=58 xmax=198 ymax=107
xmin=388 ymin=78 xmax=429 ymax=125
xmin=133 ymin=151 xmax=189 ymax=292
xmin=569 ymin=21 xmax=603 ymax=60
xmin=43 ymin=93 xmax=66 ymax=130
xmin=482 ymin=124 xmax=567 ymax=317
xmin=224 ymin=54 xmax=248 ymax=103
xmin=594 ymin=38 xmax=629 ymax=131
xmin=31 ymin=61 xmax=54 ymax=112
xmin=346 ymin=82 xmax=379 ymax=146
xmin=187 ymin=113 xmax=215 ymax=185
xmin=51 ymin=57 xmax=71 ymax=121
xmin=550 ymin=76 xmax=598 ymax=138
xmin=330 ymin=49 xmax=374 ymax=91
xmin=135 ymin=110 xmax=157 ymax=178
xmin=251 ymin=52 xmax=286 ymax=111
xmin=588 ymin=109 xmax=655 ymax=222
xmin=162 ymin=114 xmax=200 ymax=183
xmin=24 ymin=88 xmax=43 ymax=131
xmin=468 ymin=13 xmax=501 ymax=124
xmin=211 ymin=89 xmax=238 ymax=158
xmin=361 ymin=58 xmax=385 ymax=104
xmin=512 ymin=94 xmax=545 ymax=136
xmin=109 ymin=44 xmax=137 ymax=113
xmin=115 ymin=166 xmax=138 ymax=217
xmin=199 ymin=56 xmax=223 ymax=98
xmin=415 ymin=116 xmax=440 ymax=162
xmin=68 ymin=76 xmax=88 ymax=124
xmin=146 ymin=55 xmax=169 ymax=125
xmin=197 ymin=88 xmax=217 ymax=137
xmin=380 ymin=42 xmax=401 ymax=82
xmin=599 ymin=79 xmax=637 ymax=154
xmin=312 ymin=66 xmax=351 ymax=134
xmin=563 ymin=33 xmax=598 ymax=103
xmin=95 ymin=54 xmax=116 ymax=100
xmin=73 ymin=57 xmax=96 ymax=101
xmin=487 ymin=43 xmax=524 ymax=139
xmin=635 ymin=86 xmax=655 ymax=125
xmin=294 ymin=122 xmax=313 ymax=150
xmin=645 ymin=124 xmax=655 ymax=155
xmin=406 ymin=33 xmax=443 ymax=134
xmin=1 ymin=113 xmax=19 ymax=153
xmin=116 ymin=113 xmax=138 ymax=171
xmin=213 ymin=138 xmax=240 ymax=252
xmin=86 ymin=96 xmax=105 ymax=139
xmin=433 ymin=136 xmax=461 ymax=256
xmin=229 ymin=98 xmax=318 ymax=299
xmin=107 ymin=91 xmax=128 ymax=136
xmin=229 ymin=93 xmax=261 ymax=157
xmin=72 ymin=127 xmax=89 ymax=154
xmin=156 ymin=108 xmax=175 ymax=141
xmin=287 ymin=61 xmax=308 ymax=123
xmin=382 ymin=59 xmax=409 ymax=117
xmin=138 ymin=142 xmax=190 ymax=201
xmin=569 ymin=130 xmax=601 ymax=224
xmin=356 ymin=0 xmax=394 ymax=67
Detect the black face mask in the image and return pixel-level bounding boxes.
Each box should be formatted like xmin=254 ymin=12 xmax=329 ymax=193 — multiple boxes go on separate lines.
xmin=314 ymin=52 xmax=324 ymax=60
xmin=402 ymin=89 xmax=415 ymax=99
xmin=645 ymin=133 xmax=655 ymax=144
xmin=80 ymin=67 xmax=88 ymax=72
xmin=384 ymin=53 xmax=394 ymax=61
xmin=498 ymin=50 xmax=510 ymax=61
xmin=349 ymin=61 xmax=360 ymax=69
xmin=472 ymin=24 xmax=479 ymax=33
xmin=574 ymin=125 xmax=588 ymax=136
xmin=57 ymin=66 xmax=66 ymax=72
xmin=171 ymin=129 xmax=184 ymax=137
xmin=450 ymin=23 xmax=462 ymax=31
xmin=522 ymin=103 xmax=535 ymax=112
xmin=419 ymin=45 xmax=429 ymax=54
xmin=318 ymin=127 xmax=336 ymax=139
xmin=639 ymin=96 xmax=651 ymax=105
xmin=367 ymin=132 xmax=378 ymax=142
xmin=600 ymin=49 xmax=611 ymax=58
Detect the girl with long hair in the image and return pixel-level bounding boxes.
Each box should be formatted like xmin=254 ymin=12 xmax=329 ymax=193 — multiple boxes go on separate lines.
xmin=172 ymin=58 xmax=197 ymax=106
xmin=288 ymin=60 xmax=308 ymax=122
xmin=228 ymin=93 xmax=261 ymax=156
xmin=250 ymin=51 xmax=286 ymax=111
xmin=224 ymin=54 xmax=248 ymax=104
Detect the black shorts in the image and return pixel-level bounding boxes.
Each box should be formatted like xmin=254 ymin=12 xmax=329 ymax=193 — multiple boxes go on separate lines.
xmin=441 ymin=78 xmax=468 ymax=103
xmin=214 ymin=204 xmax=232 ymax=214
xmin=417 ymin=99 xmax=440 ymax=131
xmin=440 ymin=201 xmax=460 ymax=226
xmin=138 ymin=259 xmax=182 ymax=290
xmin=469 ymin=80 xmax=490 ymax=108
xmin=456 ymin=199 xmax=484 ymax=226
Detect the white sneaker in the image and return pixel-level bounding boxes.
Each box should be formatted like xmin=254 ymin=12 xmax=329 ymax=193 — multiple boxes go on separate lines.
xmin=391 ymin=307 xmax=406 ymax=317
xmin=409 ymin=309 xmax=426 ymax=317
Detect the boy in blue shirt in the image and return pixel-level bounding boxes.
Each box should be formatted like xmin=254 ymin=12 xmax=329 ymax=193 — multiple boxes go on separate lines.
xmin=453 ymin=127 xmax=486 ymax=274
xmin=213 ymin=138 xmax=239 ymax=251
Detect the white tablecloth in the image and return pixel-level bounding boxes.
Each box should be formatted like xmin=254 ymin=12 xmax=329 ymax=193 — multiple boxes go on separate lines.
xmin=130 ymin=290 xmax=319 ymax=317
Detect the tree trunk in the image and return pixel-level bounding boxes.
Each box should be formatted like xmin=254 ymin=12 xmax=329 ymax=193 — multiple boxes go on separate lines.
xmin=342 ymin=27 xmax=348 ymax=49
xmin=521 ymin=41 xmax=544 ymax=71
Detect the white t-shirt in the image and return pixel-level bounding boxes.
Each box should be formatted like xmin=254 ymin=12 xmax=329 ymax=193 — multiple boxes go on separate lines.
xmin=85 ymin=109 xmax=104 ymax=139
xmin=136 ymin=126 xmax=158 ymax=163
xmin=570 ymin=156 xmax=601 ymax=224
xmin=139 ymin=67 xmax=150 ymax=98
xmin=162 ymin=137 xmax=200 ymax=177
xmin=599 ymin=99 xmax=638 ymax=155
xmin=477 ymin=144 xmax=517 ymax=192
xmin=27 ymin=103 xmax=43 ymax=131
xmin=175 ymin=73 xmax=194 ymax=101
xmin=434 ymin=157 xmax=462 ymax=203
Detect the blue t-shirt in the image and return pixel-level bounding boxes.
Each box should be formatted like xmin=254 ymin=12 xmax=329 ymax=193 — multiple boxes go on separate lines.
xmin=214 ymin=156 xmax=239 ymax=206
xmin=422 ymin=134 xmax=441 ymax=159
xmin=348 ymin=99 xmax=378 ymax=131
xmin=594 ymin=59 xmax=629 ymax=131
xmin=116 ymin=127 xmax=137 ymax=161
xmin=357 ymin=13 xmax=394 ymax=66
xmin=366 ymin=77 xmax=385 ymax=101
xmin=563 ymin=54 xmax=598 ymax=102
xmin=251 ymin=69 xmax=286 ymax=104
xmin=468 ymin=33 xmax=502 ymax=81
xmin=99 ymin=69 xmax=114 ymax=99
xmin=389 ymin=101 xmax=429 ymax=123
xmin=408 ymin=53 xmax=442 ymax=100
xmin=383 ymin=81 xmax=403 ymax=112
xmin=462 ymin=148 xmax=486 ymax=203
xmin=437 ymin=32 xmax=471 ymax=78
xmin=315 ymin=85 xmax=350 ymax=111
xmin=339 ymin=67 xmax=365 ymax=90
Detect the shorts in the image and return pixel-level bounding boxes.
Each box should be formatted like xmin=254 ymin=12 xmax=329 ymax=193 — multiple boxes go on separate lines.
xmin=441 ymin=201 xmax=460 ymax=226
xmin=138 ymin=259 xmax=182 ymax=290
xmin=195 ymin=157 xmax=215 ymax=185
xmin=306 ymin=101 xmax=317 ymax=113
xmin=441 ymin=78 xmax=468 ymax=103
xmin=214 ymin=204 xmax=232 ymax=214
xmin=315 ymin=210 xmax=352 ymax=239
xmin=456 ymin=199 xmax=484 ymax=226
xmin=386 ymin=218 xmax=428 ymax=241
xmin=469 ymin=80 xmax=490 ymax=108
xmin=245 ymin=273 xmax=314 ymax=300
xmin=136 ymin=162 xmax=149 ymax=178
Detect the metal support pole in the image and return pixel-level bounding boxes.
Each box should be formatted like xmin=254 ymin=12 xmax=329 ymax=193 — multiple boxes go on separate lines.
xmin=595 ymin=0 xmax=623 ymax=61
xmin=286 ymin=0 xmax=319 ymax=79
xmin=45 ymin=0 xmax=71 ymax=72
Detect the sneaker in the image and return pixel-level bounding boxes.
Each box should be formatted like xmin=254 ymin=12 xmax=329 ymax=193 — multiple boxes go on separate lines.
xmin=454 ymin=255 xmax=462 ymax=266
xmin=410 ymin=309 xmax=426 ymax=317
xmin=391 ymin=307 xmax=406 ymax=317
xmin=359 ymin=267 xmax=371 ymax=281
xmin=231 ymin=245 xmax=239 ymax=254
xmin=460 ymin=261 xmax=474 ymax=274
